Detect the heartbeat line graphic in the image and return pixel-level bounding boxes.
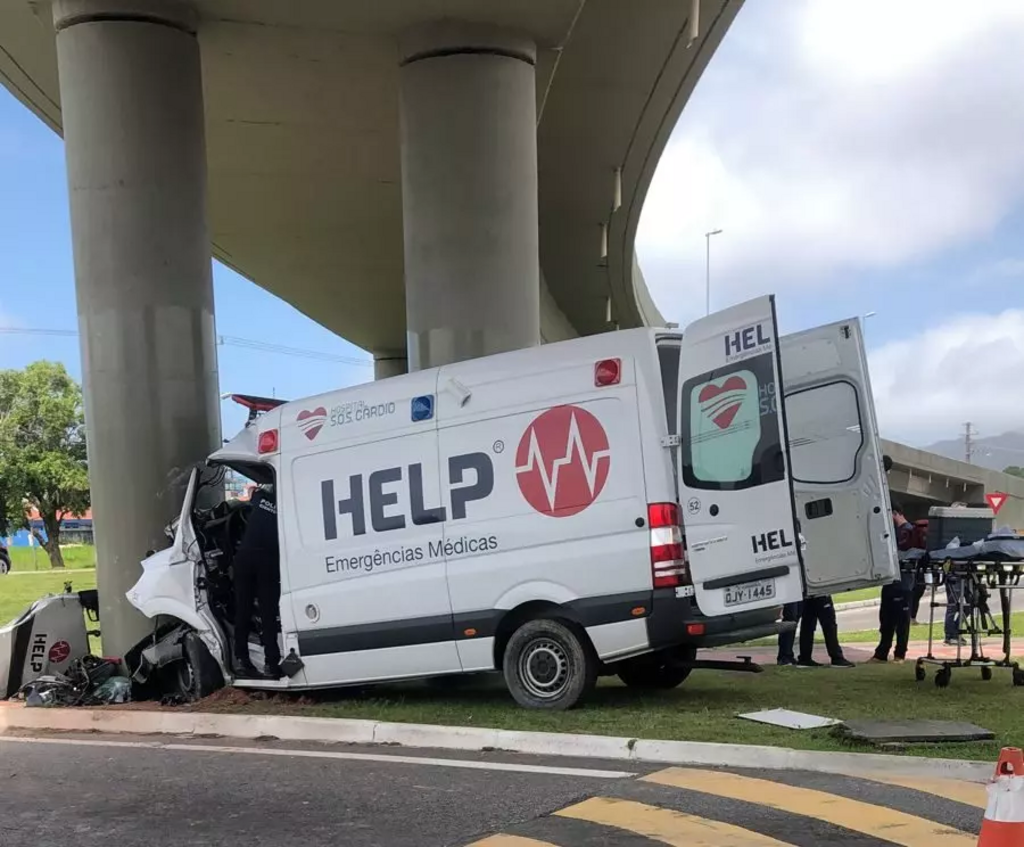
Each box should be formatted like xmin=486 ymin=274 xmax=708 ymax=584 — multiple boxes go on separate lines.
xmin=515 ymin=410 xmax=610 ymax=511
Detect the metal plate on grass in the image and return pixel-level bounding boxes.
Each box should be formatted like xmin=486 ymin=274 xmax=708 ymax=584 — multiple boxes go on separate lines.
xmin=737 ymin=708 xmax=841 ymax=730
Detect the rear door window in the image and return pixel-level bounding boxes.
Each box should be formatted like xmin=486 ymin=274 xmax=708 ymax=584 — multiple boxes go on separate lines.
xmin=679 ymin=351 xmax=784 ymax=491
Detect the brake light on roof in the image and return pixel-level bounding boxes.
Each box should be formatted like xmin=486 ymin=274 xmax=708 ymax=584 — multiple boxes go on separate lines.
xmin=594 ymin=358 xmax=621 ymax=387
xmin=258 ymin=429 xmax=279 ymax=454
xmin=648 ymin=502 xmax=690 ymax=588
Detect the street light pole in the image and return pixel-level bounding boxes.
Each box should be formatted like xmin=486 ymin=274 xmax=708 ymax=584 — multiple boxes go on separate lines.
xmin=705 ymin=228 xmax=723 ymax=316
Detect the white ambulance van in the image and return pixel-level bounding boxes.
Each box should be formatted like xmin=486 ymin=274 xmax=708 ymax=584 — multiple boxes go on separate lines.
xmin=126 ymin=295 xmax=897 ymax=709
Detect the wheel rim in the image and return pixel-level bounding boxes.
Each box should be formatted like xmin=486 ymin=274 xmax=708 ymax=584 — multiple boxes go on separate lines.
xmin=518 ymin=637 xmax=571 ymax=700
xmin=176 ymin=660 xmax=195 ymax=696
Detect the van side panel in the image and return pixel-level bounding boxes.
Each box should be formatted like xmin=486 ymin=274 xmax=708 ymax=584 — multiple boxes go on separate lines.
xmin=435 ymin=352 xmax=652 ymax=666
xmin=278 ymin=371 xmax=463 ymax=684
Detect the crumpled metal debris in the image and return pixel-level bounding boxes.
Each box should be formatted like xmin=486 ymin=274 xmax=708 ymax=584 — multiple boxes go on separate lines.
xmin=15 ymin=655 xmax=129 ymax=707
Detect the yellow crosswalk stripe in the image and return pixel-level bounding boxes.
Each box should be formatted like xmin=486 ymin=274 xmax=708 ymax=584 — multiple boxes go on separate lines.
xmin=643 ymin=768 xmax=976 ymax=847
xmin=465 ymin=836 xmax=558 ymax=847
xmin=861 ymin=774 xmax=988 ymax=809
xmin=556 ymin=796 xmax=797 ymax=846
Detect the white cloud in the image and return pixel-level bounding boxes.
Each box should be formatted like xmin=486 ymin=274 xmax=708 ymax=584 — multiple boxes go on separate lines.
xmin=638 ymin=0 xmax=1024 ymax=324
xmin=868 ymin=309 xmax=1024 ymax=444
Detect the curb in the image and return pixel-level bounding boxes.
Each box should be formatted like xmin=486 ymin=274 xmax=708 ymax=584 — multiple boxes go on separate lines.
xmin=835 ymin=598 xmax=881 ymax=611
xmin=0 ymin=704 xmax=991 ymax=783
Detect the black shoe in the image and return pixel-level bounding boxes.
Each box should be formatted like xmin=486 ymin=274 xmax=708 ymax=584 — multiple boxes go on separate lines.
xmin=831 ymin=657 xmax=856 ymax=668
xmin=265 ymin=661 xmax=284 ymax=679
xmin=796 ymin=658 xmax=823 ymax=668
xmin=777 ymin=658 xmax=798 ymax=667
xmin=233 ymin=657 xmax=267 ymax=679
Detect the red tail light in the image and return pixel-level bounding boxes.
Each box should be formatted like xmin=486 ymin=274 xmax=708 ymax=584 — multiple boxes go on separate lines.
xmin=594 ymin=358 xmax=621 ymax=387
xmin=258 ymin=429 xmax=279 ymax=454
xmin=648 ymin=502 xmax=690 ymax=588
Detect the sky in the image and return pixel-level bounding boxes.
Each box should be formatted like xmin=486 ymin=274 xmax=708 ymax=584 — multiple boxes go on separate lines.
xmin=1 ymin=0 xmax=1022 ymax=447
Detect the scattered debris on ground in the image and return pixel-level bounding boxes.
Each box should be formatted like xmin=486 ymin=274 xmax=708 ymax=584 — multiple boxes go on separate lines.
xmin=14 ymin=656 xmax=128 ymax=707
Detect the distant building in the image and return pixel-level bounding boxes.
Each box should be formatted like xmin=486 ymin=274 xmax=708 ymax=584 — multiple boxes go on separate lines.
xmin=4 ymin=507 xmax=93 ymax=548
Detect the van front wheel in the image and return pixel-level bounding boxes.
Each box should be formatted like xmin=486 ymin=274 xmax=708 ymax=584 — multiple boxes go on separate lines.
xmin=616 ymin=647 xmax=697 ymax=690
xmin=174 ymin=632 xmax=225 ymax=701
xmin=502 ymin=618 xmax=597 ymax=710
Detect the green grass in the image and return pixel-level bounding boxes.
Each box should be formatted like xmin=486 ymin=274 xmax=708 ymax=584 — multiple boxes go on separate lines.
xmin=8 ymin=545 xmax=96 ymax=572
xmin=837 ymin=611 xmax=1024 ymax=644
xmin=834 ymin=586 xmax=881 ymax=604
xmin=199 ymin=662 xmax=1023 ymax=761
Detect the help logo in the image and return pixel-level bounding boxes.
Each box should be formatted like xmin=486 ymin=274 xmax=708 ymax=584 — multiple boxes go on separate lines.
xmin=515 ymin=405 xmax=610 ymax=518
xmin=698 ymin=375 xmax=747 ymax=429
xmin=297 ymin=406 xmax=327 ymax=441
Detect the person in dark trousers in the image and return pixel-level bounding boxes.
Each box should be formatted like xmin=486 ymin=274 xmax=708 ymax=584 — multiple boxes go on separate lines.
xmin=797 ymin=595 xmax=854 ymax=667
xmin=233 ymin=484 xmax=282 ymax=679
xmin=872 ymin=502 xmax=915 ymax=662
xmin=777 ymin=601 xmax=802 ymax=666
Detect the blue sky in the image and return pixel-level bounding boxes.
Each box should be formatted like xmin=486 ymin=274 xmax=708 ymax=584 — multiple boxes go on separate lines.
xmin=0 ymin=87 xmax=373 ymax=436
xmin=1 ymin=0 xmax=1022 ymax=445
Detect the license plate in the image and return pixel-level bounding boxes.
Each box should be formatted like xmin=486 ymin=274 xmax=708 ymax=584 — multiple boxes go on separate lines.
xmin=724 ymin=578 xmax=776 ymax=607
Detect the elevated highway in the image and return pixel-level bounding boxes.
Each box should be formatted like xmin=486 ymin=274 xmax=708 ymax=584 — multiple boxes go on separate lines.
xmin=883 ymin=439 xmax=1024 ymax=529
xmin=0 ymin=0 xmax=744 ymax=652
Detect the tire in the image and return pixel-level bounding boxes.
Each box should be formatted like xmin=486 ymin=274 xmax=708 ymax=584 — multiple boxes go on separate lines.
xmin=616 ymin=647 xmax=697 ymax=690
xmin=502 ymin=618 xmax=597 ymax=710
xmin=174 ymin=632 xmax=225 ymax=701
xmin=0 ymin=553 xmax=9 ymax=575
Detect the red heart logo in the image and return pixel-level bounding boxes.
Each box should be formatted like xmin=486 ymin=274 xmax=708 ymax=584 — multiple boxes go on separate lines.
xmin=698 ymin=376 xmax=747 ymax=430
xmin=297 ymin=406 xmax=327 ymax=441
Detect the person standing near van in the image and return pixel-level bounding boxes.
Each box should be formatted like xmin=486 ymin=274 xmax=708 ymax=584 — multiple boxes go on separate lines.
xmin=796 ymin=595 xmax=854 ymax=667
xmin=872 ymin=502 xmax=915 ymax=662
xmin=233 ymin=484 xmax=283 ymax=679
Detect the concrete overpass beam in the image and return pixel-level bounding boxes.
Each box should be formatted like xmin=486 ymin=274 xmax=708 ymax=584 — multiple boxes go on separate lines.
xmin=53 ymin=0 xmax=221 ymax=656
xmin=398 ymin=22 xmax=541 ymax=370
xmin=373 ymin=352 xmax=409 ymax=380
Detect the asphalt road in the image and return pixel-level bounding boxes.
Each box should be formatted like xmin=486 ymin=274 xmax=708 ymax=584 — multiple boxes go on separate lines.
xmin=0 ymin=732 xmax=985 ymax=846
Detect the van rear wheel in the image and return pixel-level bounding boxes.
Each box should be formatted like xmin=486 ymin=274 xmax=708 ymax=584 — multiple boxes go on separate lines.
xmin=616 ymin=646 xmax=697 ymax=690
xmin=502 ymin=618 xmax=597 ymax=710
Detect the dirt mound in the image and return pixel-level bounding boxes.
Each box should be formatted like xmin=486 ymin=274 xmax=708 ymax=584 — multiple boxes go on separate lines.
xmin=193 ymin=686 xmax=252 ymax=710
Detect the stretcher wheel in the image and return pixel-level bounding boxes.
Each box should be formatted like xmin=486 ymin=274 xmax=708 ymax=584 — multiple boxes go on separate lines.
xmin=935 ymin=668 xmax=951 ymax=688
xmin=982 ymin=666 xmax=993 ymax=681
xmin=914 ymin=663 xmax=926 ymax=682
xmin=1013 ymin=669 xmax=1024 ymax=687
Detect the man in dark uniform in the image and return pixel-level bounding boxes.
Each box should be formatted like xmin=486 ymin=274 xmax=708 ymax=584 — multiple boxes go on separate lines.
xmin=233 ymin=484 xmax=282 ymax=678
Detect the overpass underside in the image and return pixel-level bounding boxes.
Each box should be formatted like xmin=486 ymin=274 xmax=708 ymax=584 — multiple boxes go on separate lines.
xmin=0 ymin=0 xmax=742 ymax=653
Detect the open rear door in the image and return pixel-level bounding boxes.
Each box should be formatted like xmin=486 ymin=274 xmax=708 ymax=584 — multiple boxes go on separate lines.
xmin=676 ymin=295 xmax=805 ymax=617
xmin=780 ymin=318 xmax=898 ymax=596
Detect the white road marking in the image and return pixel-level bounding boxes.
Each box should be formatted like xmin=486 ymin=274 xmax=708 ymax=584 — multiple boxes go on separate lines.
xmin=0 ymin=735 xmax=637 ymax=779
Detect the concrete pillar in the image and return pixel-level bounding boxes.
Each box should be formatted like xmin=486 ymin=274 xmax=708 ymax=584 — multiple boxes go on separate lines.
xmin=54 ymin=0 xmax=221 ymax=657
xmin=373 ymin=352 xmax=408 ymax=380
xmin=399 ymin=22 xmax=541 ymax=371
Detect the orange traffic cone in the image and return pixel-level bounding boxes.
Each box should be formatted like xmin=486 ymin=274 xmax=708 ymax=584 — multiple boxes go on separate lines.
xmin=978 ymin=748 xmax=1024 ymax=846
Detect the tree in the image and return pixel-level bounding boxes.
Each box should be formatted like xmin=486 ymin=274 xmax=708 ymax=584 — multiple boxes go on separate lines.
xmin=1005 ymin=466 xmax=1024 ymax=479
xmin=0 ymin=362 xmax=90 ymax=569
